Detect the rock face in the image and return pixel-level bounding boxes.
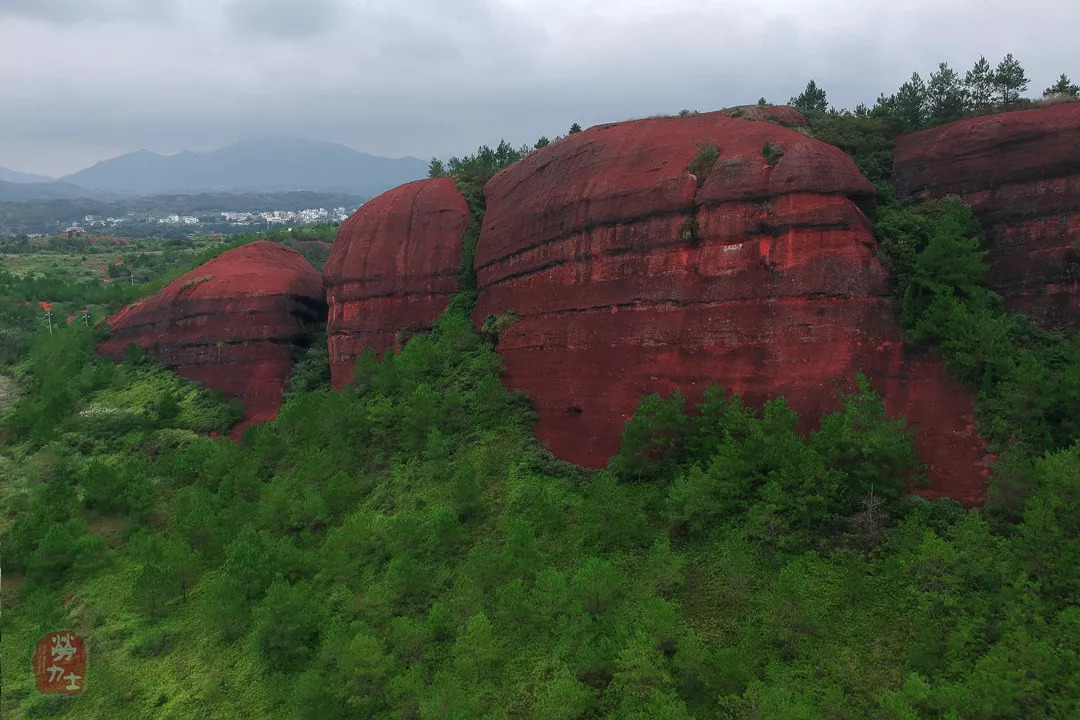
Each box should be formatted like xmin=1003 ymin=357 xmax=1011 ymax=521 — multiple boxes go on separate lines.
xmin=894 ymin=103 xmax=1080 ymax=329
xmin=100 ymin=241 xmax=324 ymax=438
xmin=474 ymin=109 xmax=988 ymax=503
xmin=722 ymin=104 xmax=808 ymax=126
xmin=324 ymin=178 xmax=471 ymax=388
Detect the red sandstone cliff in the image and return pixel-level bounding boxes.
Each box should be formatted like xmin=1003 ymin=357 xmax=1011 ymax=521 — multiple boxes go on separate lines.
xmin=723 ymin=104 xmax=808 ymax=126
xmin=100 ymin=240 xmax=324 ymax=438
xmin=474 ymin=109 xmax=987 ymax=503
xmin=893 ymin=103 xmax=1080 ymax=329
xmin=323 ymin=178 xmax=471 ymax=388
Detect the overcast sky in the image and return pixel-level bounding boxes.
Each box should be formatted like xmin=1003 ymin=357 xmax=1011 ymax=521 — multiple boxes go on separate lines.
xmin=2 ymin=0 xmax=1076 ymax=177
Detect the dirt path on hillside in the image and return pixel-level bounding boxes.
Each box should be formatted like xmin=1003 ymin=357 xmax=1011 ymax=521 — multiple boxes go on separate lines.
xmin=0 ymin=374 xmax=18 ymax=410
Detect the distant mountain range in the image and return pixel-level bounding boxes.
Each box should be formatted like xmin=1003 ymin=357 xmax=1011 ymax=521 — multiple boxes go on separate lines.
xmin=0 ymin=139 xmax=429 ymax=201
xmin=0 ymin=165 xmax=55 ymax=184
xmin=0 ymin=180 xmax=115 ymax=202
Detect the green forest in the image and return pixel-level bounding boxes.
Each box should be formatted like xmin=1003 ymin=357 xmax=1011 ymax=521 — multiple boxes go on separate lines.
xmin=2 ymin=66 xmax=1080 ymax=719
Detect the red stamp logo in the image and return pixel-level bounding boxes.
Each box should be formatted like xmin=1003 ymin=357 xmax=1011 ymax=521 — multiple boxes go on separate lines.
xmin=33 ymin=631 xmax=86 ymax=694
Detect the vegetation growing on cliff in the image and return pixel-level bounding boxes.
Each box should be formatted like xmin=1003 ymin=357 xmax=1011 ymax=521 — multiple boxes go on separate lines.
xmin=875 ymin=197 xmax=1080 ymax=509
xmin=428 ymin=141 xmax=535 ymax=292
xmin=3 ymin=264 xmax=1079 ymax=719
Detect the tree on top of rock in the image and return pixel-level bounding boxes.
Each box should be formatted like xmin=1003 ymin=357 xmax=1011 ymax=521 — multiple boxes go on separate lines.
xmin=1044 ymin=74 xmax=1080 ymax=98
xmin=568 ymin=123 xmax=583 ymax=134
xmin=928 ymin=62 xmax=966 ymax=124
xmin=964 ymin=56 xmax=996 ymax=111
xmin=994 ymin=53 xmax=1029 ymax=106
xmin=790 ymin=80 xmax=829 ymax=114
xmin=892 ymin=72 xmax=929 ymax=132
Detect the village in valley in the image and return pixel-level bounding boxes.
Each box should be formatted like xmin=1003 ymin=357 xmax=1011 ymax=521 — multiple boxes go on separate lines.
xmin=50 ymin=206 xmax=356 ymax=237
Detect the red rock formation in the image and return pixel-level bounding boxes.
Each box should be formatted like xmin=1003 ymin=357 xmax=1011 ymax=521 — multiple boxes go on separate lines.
xmin=475 ymin=109 xmax=987 ymax=503
xmin=324 ymin=178 xmax=471 ymax=388
xmin=100 ymin=241 xmax=324 ymax=438
xmin=894 ymin=103 xmax=1080 ymax=329
xmin=723 ymin=104 xmax=808 ymax=126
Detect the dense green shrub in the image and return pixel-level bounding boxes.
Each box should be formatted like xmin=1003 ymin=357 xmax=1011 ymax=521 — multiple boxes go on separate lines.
xmin=686 ymin=143 xmax=719 ymax=185
xmin=761 ymin=141 xmax=784 ymax=165
xmin=880 ymin=197 xmax=1080 ymax=455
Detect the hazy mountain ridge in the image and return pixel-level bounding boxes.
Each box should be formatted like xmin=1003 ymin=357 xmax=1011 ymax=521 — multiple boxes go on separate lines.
xmin=0 ymin=166 xmax=55 ymax=184
xmin=57 ymin=138 xmax=428 ymax=196
xmin=0 ymin=180 xmax=116 ymax=202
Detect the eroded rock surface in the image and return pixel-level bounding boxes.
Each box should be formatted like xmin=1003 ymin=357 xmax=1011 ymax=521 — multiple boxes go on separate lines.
xmin=894 ymin=103 xmax=1080 ymax=329
xmin=474 ymin=109 xmax=988 ymax=502
xmin=324 ymin=178 xmax=471 ymax=387
xmin=100 ymin=240 xmax=324 ymax=437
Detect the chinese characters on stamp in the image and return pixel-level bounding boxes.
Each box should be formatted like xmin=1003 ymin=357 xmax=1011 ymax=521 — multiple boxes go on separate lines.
xmin=33 ymin=631 xmax=86 ymax=695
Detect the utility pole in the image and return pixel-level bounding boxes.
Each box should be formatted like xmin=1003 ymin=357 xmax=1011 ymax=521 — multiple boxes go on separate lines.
xmin=45 ymin=310 xmax=53 ymax=334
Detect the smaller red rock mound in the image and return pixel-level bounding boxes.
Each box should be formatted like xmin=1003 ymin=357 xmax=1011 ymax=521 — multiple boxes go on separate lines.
xmin=894 ymin=102 xmax=1080 ymax=329
xmin=324 ymin=178 xmax=471 ymax=388
xmin=100 ymin=241 xmax=324 ymax=438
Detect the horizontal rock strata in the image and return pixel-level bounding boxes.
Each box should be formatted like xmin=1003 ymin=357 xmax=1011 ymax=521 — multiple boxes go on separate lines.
xmin=100 ymin=240 xmax=324 ymax=437
xmin=323 ymin=178 xmax=471 ymax=387
xmin=474 ymin=109 xmax=987 ymax=502
xmin=894 ymin=103 xmax=1080 ymax=329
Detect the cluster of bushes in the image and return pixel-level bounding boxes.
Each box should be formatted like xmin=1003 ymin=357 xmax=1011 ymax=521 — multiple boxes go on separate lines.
xmin=876 ymin=197 xmax=1080 ymax=460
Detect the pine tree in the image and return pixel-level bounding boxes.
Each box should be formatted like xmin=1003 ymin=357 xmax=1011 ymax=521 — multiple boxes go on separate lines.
xmin=1044 ymin=73 xmax=1080 ymax=98
xmin=427 ymin=158 xmax=446 ymax=178
xmin=789 ymin=79 xmax=829 ymax=113
xmin=568 ymin=123 xmax=582 ymax=134
xmin=994 ymin=53 xmax=1029 ymax=106
xmin=928 ymin=62 xmax=966 ymax=123
xmin=893 ymin=72 xmax=929 ymax=131
xmin=964 ymin=56 xmax=995 ymax=111
xmin=871 ymin=92 xmax=897 ymax=118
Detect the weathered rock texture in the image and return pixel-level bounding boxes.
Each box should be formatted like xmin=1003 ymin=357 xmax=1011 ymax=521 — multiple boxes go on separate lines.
xmin=324 ymin=178 xmax=471 ymax=388
xmin=100 ymin=240 xmax=324 ymax=438
xmin=722 ymin=104 xmax=808 ymax=126
xmin=474 ymin=109 xmax=987 ymax=503
xmin=894 ymin=103 xmax=1080 ymax=329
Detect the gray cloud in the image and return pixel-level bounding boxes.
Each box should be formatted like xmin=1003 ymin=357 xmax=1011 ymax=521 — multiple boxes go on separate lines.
xmin=1 ymin=0 xmax=1077 ymax=177
xmin=0 ymin=0 xmax=174 ymax=23
xmin=227 ymin=0 xmax=342 ymax=39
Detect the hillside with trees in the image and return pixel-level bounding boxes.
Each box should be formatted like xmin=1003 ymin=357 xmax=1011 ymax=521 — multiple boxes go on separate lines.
xmin=2 ymin=54 xmax=1079 ymax=719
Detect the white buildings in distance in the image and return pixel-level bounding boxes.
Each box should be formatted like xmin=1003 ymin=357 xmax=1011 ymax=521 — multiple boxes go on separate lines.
xmin=77 ymin=206 xmax=355 ymax=229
